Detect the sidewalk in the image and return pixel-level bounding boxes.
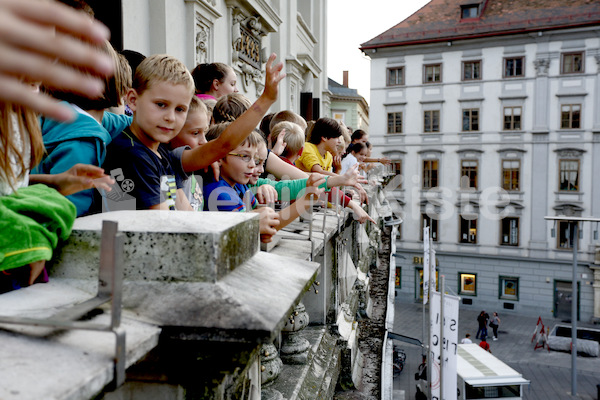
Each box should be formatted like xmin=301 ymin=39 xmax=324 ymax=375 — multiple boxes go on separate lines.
xmin=392 ymin=295 xmax=600 ymax=399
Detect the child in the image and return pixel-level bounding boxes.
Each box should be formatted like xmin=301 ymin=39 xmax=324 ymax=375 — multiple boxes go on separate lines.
xmin=296 ymin=117 xmax=344 ymax=176
xmin=341 ymin=143 xmax=368 ymax=175
xmin=169 ymin=96 xmax=210 ymax=211
xmin=270 ymin=121 xmax=305 ymax=165
xmin=102 ymin=52 xmax=285 ymax=212
xmin=212 ymin=93 xmax=252 ymax=124
xmin=203 ymin=128 xmax=281 ymax=242
xmin=0 ymin=100 xmax=112 ymax=292
xmin=33 ymin=40 xmax=132 ymax=216
xmin=268 ymin=110 xmax=307 ymax=149
xmin=191 ymin=62 xmax=238 ymax=101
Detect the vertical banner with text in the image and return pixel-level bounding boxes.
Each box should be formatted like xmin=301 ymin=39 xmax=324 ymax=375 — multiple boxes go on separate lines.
xmin=430 ymin=291 xmax=459 ymax=400
xmin=423 ymin=226 xmax=430 ymax=304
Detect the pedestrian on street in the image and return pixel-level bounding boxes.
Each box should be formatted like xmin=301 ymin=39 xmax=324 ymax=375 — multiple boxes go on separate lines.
xmin=461 ymin=333 xmax=473 ymax=344
xmin=490 ymin=312 xmax=501 ymax=340
xmin=476 ymin=310 xmax=489 ymax=339
xmin=479 ymin=336 xmax=492 ymax=353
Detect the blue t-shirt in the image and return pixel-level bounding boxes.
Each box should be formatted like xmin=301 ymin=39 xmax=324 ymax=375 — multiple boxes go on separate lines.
xmin=203 ymin=177 xmax=257 ymax=212
xmin=101 ymin=128 xmax=186 ymax=211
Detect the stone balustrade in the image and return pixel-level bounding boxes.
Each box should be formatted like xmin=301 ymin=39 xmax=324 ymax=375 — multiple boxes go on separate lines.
xmin=0 ymin=175 xmax=394 ymax=400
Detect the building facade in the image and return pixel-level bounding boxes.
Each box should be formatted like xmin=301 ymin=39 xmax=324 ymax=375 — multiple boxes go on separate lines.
xmin=329 ymin=76 xmax=370 ymax=132
xmin=361 ymin=0 xmax=600 ymax=321
xmin=87 ymin=0 xmax=330 ymax=118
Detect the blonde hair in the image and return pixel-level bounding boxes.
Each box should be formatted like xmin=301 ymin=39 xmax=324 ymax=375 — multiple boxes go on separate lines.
xmin=270 ymin=121 xmax=304 ymax=158
xmin=188 ymin=95 xmax=210 ymax=121
xmin=133 ymin=54 xmax=194 ymax=96
xmin=116 ymin=53 xmax=132 ymax=101
xmin=206 ymin=122 xmax=263 ymax=149
xmin=269 ymin=110 xmax=307 ymax=132
xmin=212 ymin=93 xmax=252 ymax=123
xmin=0 ymin=102 xmax=43 ymax=190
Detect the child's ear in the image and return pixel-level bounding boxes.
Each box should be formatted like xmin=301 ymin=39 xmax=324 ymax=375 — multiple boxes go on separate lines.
xmin=126 ymin=89 xmax=138 ymax=111
xmin=212 ymin=78 xmax=220 ymax=91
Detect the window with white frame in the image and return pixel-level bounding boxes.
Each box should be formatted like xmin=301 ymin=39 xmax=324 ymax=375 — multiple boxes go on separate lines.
xmin=503 ymin=106 xmax=521 ymax=130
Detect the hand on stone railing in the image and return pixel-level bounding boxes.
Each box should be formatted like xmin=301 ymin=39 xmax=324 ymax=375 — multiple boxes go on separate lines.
xmin=254 ymin=206 xmax=280 ymax=243
xmin=348 ymin=200 xmax=376 ymax=224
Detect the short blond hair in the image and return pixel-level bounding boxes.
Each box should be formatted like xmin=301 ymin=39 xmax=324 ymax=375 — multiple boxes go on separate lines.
xmin=133 ymin=54 xmax=194 ymax=96
xmin=188 ymin=95 xmax=210 ymax=121
xmin=206 ymin=122 xmax=263 ymax=150
xmin=271 ymin=121 xmax=304 ymax=158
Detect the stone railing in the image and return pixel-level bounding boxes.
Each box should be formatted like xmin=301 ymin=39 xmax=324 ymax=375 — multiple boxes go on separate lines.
xmin=0 ymin=173 xmax=395 ymax=400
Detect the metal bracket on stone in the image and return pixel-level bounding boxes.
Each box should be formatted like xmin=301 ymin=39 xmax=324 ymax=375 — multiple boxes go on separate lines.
xmin=0 ymin=220 xmax=126 ymax=388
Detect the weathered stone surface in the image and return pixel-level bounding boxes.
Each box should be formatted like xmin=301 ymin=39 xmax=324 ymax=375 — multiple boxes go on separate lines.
xmin=50 ymin=210 xmax=260 ymax=283
xmin=115 ymin=251 xmax=320 ymax=342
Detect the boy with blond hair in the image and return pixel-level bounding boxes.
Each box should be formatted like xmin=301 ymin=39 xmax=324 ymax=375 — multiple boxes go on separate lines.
xmin=270 ymin=121 xmax=305 ymax=165
xmin=103 ymin=53 xmax=285 ymax=211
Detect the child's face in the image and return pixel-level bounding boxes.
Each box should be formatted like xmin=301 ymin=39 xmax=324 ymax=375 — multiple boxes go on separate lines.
xmin=128 ymin=81 xmax=192 ymax=144
xmin=220 ymin=143 xmax=258 ymax=186
xmin=170 ymin=108 xmax=209 ymax=149
xmin=215 ymin=68 xmax=238 ymax=98
xmin=323 ymin=135 xmax=343 ymax=155
xmin=249 ymin=143 xmax=268 ymax=185
xmin=356 ymin=148 xmax=368 ymax=163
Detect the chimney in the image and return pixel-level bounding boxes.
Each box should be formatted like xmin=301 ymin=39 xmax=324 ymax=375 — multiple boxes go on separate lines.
xmin=343 ymin=70 xmax=349 ymax=87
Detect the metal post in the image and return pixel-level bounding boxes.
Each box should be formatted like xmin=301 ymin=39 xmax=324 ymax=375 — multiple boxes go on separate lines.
xmin=440 ymin=275 xmax=445 ymax=400
xmin=571 ymin=221 xmax=578 ymax=396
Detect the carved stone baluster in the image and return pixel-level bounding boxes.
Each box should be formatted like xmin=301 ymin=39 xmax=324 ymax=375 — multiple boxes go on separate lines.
xmin=280 ymin=302 xmax=310 ymax=364
xmin=260 ymin=342 xmax=283 ymax=400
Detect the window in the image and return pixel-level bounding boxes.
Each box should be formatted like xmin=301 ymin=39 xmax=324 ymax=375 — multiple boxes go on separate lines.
xmin=395 ymin=266 xmax=401 ymax=288
xmin=391 ymin=161 xmax=402 ymax=189
xmin=499 ymin=276 xmax=519 ymax=300
xmin=461 ymin=5 xmax=479 ymax=19
xmin=424 ymin=64 xmax=441 ymax=83
xmin=504 ymin=57 xmax=524 ymax=78
xmin=462 ymin=60 xmax=481 ymax=80
xmin=423 ymin=160 xmax=439 ymax=189
xmin=503 ymin=106 xmax=521 ymax=130
xmin=500 ymin=217 xmax=519 ymax=246
xmin=460 ymin=216 xmax=477 ymax=243
xmin=561 ymin=52 xmax=584 ymax=74
xmin=459 ymin=272 xmax=477 ymax=296
xmin=560 ymin=104 xmax=581 ymax=129
xmin=387 ymin=112 xmax=403 ymax=134
xmin=557 ymin=220 xmax=579 ymax=249
xmin=387 ymin=67 xmax=404 ymax=86
xmin=460 ymin=160 xmax=478 ymax=189
xmin=502 ymin=160 xmax=520 ymax=191
xmin=421 ymin=214 xmax=439 ymax=241
xmin=462 ymin=108 xmax=479 ymax=131
xmin=559 ymin=159 xmax=579 ymax=191
xmin=424 ymin=110 xmax=440 ymax=132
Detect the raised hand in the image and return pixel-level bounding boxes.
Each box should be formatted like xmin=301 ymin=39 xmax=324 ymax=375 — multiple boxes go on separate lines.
xmin=271 ymin=128 xmax=287 ymax=155
xmin=261 ymin=53 xmax=286 ymax=102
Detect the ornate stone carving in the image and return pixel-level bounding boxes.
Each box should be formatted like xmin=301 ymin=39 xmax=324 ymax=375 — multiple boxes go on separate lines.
xmin=280 ymin=302 xmax=311 ymax=364
xmin=534 ymin=59 xmax=550 ymax=76
xmin=194 ymin=23 xmax=208 ymax=65
xmin=556 ymin=148 xmax=584 ymax=158
xmin=231 ymin=7 xmax=266 ymax=97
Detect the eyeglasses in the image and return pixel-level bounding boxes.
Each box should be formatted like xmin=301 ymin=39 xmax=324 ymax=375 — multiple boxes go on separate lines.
xmin=228 ymin=152 xmax=261 ymax=165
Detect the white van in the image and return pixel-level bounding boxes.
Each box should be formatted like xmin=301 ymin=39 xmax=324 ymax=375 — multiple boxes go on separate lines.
xmin=457 ymin=344 xmax=530 ymax=400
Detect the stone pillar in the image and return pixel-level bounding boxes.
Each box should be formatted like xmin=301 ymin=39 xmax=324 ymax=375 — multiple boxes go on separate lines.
xmin=529 ymin=57 xmax=551 ymax=257
xmin=593 ymin=248 xmax=600 ymax=323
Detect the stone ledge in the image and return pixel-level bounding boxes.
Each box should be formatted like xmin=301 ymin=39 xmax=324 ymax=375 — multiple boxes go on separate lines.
xmin=50 ymin=210 xmax=260 ymax=283
xmin=0 ymin=281 xmax=160 ymax=400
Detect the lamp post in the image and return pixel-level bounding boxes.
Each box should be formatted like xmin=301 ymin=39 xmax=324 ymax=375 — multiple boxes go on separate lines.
xmin=544 ymin=215 xmax=600 ymax=396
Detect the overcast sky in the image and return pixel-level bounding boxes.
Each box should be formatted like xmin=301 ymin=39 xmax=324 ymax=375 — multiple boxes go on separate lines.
xmin=327 ymin=0 xmax=431 ymax=104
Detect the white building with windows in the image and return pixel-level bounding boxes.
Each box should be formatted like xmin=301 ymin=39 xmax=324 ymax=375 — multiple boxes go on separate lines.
xmin=361 ymin=0 xmax=600 ymax=321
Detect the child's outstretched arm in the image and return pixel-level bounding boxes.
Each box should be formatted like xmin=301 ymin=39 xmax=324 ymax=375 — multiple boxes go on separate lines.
xmin=276 ymin=173 xmax=325 ymax=230
xmin=0 ymin=0 xmax=114 ymax=122
xmin=181 ymin=53 xmax=286 ymax=172
xmin=28 ymin=164 xmax=114 ymax=196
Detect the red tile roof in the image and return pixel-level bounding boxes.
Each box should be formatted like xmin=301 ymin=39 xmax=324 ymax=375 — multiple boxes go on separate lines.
xmin=360 ymin=0 xmax=600 ymax=50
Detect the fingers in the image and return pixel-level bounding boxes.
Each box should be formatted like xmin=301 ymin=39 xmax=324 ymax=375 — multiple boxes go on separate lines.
xmin=7 ymin=0 xmax=111 ymax=45
xmin=92 ymin=175 xmax=115 ymax=192
xmin=0 ymin=74 xmax=76 ymax=121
